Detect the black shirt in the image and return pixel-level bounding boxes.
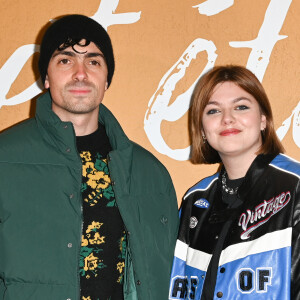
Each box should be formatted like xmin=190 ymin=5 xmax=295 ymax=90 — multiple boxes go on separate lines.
xmin=77 ymin=124 xmax=126 ymax=300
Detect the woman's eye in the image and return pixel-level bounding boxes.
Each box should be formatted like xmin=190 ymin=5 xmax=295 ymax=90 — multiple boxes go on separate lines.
xmin=206 ymin=109 xmax=219 ymax=115
xmin=236 ymin=105 xmax=249 ymax=110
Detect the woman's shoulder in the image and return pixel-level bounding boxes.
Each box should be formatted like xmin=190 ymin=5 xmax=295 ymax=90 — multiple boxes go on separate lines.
xmin=183 ymin=172 xmax=219 ymax=200
xmin=269 ymin=153 xmax=300 ymax=179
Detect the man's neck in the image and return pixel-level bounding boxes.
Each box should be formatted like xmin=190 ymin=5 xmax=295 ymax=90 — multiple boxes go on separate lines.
xmin=72 ymin=117 xmax=99 ymax=136
xmin=52 ymin=105 xmax=99 ymax=136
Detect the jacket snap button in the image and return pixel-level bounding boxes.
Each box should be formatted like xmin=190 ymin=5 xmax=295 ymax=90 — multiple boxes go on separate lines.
xmin=66 ymin=148 xmax=71 ymax=153
xmin=215 ymin=235 xmax=218 ymax=239
xmin=69 ymin=194 xmax=74 ymax=199
xmin=217 ymin=291 xmax=223 ymax=298
xmin=111 ymin=181 xmax=115 ymax=186
xmin=63 ymin=125 xmax=68 ymax=129
xmin=220 ymin=267 xmax=225 ymax=273
xmin=137 ymin=280 xmax=141 ymax=285
xmin=67 ymin=243 xmax=72 ymax=248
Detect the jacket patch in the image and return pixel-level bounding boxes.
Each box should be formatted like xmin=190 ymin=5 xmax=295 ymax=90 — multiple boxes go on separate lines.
xmin=169 ymin=275 xmax=199 ymax=299
xmin=236 ymin=267 xmax=272 ymax=294
xmin=194 ymin=198 xmax=209 ymax=209
xmin=238 ymin=191 xmax=291 ymax=239
xmin=189 ymin=217 xmax=198 ymax=229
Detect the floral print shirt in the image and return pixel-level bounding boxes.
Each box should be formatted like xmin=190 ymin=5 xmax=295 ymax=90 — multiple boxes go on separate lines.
xmin=76 ymin=125 xmax=126 ymax=300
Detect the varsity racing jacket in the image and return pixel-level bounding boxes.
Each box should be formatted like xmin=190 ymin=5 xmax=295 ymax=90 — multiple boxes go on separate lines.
xmin=169 ymin=154 xmax=300 ymax=300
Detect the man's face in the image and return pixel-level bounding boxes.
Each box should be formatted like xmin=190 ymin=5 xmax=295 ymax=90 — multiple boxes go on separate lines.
xmin=45 ymin=40 xmax=108 ymax=117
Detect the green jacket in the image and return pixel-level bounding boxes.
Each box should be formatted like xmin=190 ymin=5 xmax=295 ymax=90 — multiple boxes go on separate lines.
xmin=0 ymin=92 xmax=179 ymax=300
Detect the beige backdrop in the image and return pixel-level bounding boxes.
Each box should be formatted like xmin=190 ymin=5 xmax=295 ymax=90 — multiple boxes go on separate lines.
xmin=1 ymin=0 xmax=299 ymax=205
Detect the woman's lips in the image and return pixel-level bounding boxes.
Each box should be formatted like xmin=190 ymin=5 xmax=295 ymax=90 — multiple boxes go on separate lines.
xmin=220 ymin=129 xmax=241 ymax=136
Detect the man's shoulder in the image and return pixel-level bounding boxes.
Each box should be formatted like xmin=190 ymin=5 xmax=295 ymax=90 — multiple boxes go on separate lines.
xmin=131 ymin=141 xmax=168 ymax=168
xmin=128 ymin=141 xmax=174 ymax=184
xmin=0 ymin=118 xmax=39 ymax=155
xmin=1 ymin=118 xmax=37 ymax=137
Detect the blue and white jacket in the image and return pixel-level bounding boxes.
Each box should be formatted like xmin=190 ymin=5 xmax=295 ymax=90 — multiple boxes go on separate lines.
xmin=169 ymin=154 xmax=300 ymax=300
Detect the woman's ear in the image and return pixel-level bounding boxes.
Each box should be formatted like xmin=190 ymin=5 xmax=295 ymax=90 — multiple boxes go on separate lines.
xmin=261 ymin=114 xmax=267 ymax=130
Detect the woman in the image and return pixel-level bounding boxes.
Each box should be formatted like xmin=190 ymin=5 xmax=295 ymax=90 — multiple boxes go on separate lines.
xmin=169 ymin=65 xmax=300 ymax=300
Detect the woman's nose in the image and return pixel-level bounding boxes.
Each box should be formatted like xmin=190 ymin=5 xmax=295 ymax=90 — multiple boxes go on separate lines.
xmin=222 ymin=109 xmax=235 ymax=125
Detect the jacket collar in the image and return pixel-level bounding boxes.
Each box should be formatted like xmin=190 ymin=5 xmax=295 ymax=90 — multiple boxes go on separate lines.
xmin=215 ymin=154 xmax=276 ymax=202
xmin=210 ymin=154 xmax=277 ymax=223
xmin=35 ymin=91 xmax=133 ymax=193
xmin=237 ymin=153 xmax=277 ymax=200
xmin=35 ymin=91 xmax=131 ymax=151
xmin=35 ymin=91 xmax=77 ymax=161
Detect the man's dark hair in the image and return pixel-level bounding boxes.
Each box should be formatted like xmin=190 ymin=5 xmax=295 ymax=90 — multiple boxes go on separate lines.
xmin=57 ymin=38 xmax=91 ymax=53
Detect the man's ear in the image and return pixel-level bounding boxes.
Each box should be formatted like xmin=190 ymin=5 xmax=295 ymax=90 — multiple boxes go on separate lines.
xmin=44 ymin=75 xmax=50 ymax=89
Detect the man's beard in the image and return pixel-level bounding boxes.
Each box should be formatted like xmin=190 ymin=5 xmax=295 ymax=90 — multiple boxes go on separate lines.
xmin=59 ymin=81 xmax=101 ymax=114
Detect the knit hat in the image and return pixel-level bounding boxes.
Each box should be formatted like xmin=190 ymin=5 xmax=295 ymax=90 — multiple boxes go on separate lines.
xmin=38 ymin=14 xmax=114 ymax=87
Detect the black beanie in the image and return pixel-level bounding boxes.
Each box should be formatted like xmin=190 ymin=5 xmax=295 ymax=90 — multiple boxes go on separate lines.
xmin=38 ymin=14 xmax=115 ymax=87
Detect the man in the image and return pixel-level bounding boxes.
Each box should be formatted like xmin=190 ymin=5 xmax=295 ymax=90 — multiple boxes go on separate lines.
xmin=0 ymin=15 xmax=178 ymax=300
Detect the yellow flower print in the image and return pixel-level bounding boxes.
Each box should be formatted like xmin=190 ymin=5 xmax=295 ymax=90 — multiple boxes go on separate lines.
xmin=84 ymin=253 xmax=99 ymax=271
xmin=117 ymin=261 xmax=125 ymax=274
xmin=85 ymin=191 xmax=99 ymax=206
xmin=80 ymin=151 xmax=92 ymax=162
xmin=82 ymin=161 xmax=110 ymax=190
xmin=87 ymin=232 xmax=105 ymax=245
xmin=86 ymin=221 xmax=102 ymax=232
xmin=81 ymin=235 xmax=88 ymax=247
xmin=82 ymin=297 xmax=91 ymax=300
xmin=82 ymin=162 xmax=95 ymax=178
xmin=119 ymin=236 xmax=125 ymax=251
xmin=87 ymin=171 xmax=110 ymax=190
xmin=85 ymin=222 xmax=105 ymax=245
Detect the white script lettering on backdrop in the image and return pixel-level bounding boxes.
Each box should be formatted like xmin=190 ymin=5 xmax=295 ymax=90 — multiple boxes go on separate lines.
xmin=144 ymin=0 xmax=299 ymax=161
xmin=193 ymin=0 xmax=234 ymax=16
xmin=0 ymin=0 xmax=141 ymax=109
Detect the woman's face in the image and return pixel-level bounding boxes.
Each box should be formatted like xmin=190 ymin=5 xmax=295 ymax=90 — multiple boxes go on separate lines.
xmin=202 ymin=81 xmax=266 ymax=161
